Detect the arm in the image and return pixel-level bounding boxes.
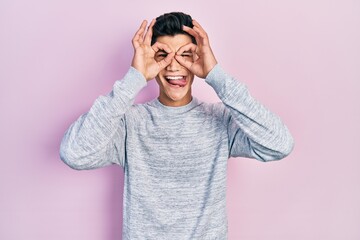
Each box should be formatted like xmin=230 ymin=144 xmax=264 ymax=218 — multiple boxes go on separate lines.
xmin=206 ymin=65 xmax=294 ymax=161
xmin=60 ymin=68 xmax=146 ymax=169
xmin=176 ymin=20 xmax=293 ymax=161
xmin=60 ymin=19 xmax=174 ymax=170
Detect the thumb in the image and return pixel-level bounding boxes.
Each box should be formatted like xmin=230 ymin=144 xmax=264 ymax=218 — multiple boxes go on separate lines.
xmin=158 ymin=52 xmax=175 ymax=70
xmin=175 ymin=55 xmax=193 ymax=71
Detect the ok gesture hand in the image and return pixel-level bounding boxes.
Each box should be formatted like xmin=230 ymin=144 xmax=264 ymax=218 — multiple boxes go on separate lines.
xmin=131 ymin=20 xmax=175 ymax=81
xmin=175 ymin=20 xmax=218 ymax=79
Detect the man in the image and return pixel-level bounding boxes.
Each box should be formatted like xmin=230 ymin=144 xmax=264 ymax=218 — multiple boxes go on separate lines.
xmin=60 ymin=12 xmax=294 ymax=239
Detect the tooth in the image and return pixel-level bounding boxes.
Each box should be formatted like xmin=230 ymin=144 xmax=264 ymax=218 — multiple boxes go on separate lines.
xmin=166 ymin=76 xmax=183 ymax=80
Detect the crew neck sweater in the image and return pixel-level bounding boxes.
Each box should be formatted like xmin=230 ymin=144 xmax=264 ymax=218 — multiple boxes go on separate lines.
xmin=60 ymin=64 xmax=294 ymax=239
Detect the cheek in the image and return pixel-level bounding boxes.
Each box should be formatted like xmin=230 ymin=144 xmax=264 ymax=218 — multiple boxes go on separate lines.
xmin=184 ymin=56 xmax=194 ymax=62
xmin=156 ymin=69 xmax=166 ymax=80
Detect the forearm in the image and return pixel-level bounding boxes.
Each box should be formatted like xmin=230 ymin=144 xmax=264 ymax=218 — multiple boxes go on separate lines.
xmin=205 ymin=64 xmax=294 ymax=161
xmin=60 ymin=67 xmax=147 ymax=169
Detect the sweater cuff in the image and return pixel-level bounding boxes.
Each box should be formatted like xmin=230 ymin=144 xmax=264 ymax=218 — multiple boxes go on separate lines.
xmin=205 ymin=64 xmax=226 ymax=84
xmin=205 ymin=64 xmax=248 ymax=101
xmin=205 ymin=64 xmax=234 ymax=98
xmin=114 ymin=67 xmax=147 ymax=98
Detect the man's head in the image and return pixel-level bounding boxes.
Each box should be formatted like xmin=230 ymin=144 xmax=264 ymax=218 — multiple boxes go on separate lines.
xmin=152 ymin=12 xmax=196 ymax=107
xmin=151 ymin=12 xmax=196 ymax=46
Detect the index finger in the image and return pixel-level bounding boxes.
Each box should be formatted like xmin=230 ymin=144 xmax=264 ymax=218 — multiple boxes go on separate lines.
xmin=152 ymin=42 xmax=173 ymax=54
xmin=192 ymin=20 xmax=210 ymax=46
xmin=176 ymin=42 xmax=197 ymax=55
xmin=192 ymin=19 xmax=206 ymax=33
xmin=144 ymin=19 xmax=156 ymax=45
xmin=132 ymin=20 xmax=147 ymax=48
xmin=182 ymin=25 xmax=201 ymax=44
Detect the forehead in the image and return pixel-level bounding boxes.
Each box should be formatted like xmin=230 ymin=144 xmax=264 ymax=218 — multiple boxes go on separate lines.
xmin=155 ymin=34 xmax=192 ymax=51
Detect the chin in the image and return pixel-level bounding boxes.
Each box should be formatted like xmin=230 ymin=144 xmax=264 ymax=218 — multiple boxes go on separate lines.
xmin=164 ymin=87 xmax=192 ymax=103
xmin=167 ymin=92 xmax=189 ymax=102
xmin=156 ymin=75 xmax=193 ymax=106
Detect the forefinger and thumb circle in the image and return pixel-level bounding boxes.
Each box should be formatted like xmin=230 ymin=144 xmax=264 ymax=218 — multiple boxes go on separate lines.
xmin=132 ymin=20 xmax=148 ymax=48
xmin=176 ymin=43 xmax=197 ymax=55
xmin=144 ymin=19 xmax=156 ymax=46
xmin=151 ymin=42 xmax=173 ymax=54
xmin=175 ymin=43 xmax=197 ymax=69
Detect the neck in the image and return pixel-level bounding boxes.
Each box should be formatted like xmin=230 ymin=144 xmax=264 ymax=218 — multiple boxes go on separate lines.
xmin=158 ymin=93 xmax=192 ymax=107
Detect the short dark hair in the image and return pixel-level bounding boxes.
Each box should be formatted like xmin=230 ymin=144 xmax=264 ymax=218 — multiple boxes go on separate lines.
xmin=151 ymin=12 xmax=196 ymax=45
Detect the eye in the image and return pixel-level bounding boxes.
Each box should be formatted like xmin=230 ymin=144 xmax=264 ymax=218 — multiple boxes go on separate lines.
xmin=181 ymin=53 xmax=193 ymax=58
xmin=155 ymin=52 xmax=168 ymax=61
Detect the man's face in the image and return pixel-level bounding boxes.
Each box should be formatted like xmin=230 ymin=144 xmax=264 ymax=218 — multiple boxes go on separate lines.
xmin=154 ymin=34 xmax=194 ymax=107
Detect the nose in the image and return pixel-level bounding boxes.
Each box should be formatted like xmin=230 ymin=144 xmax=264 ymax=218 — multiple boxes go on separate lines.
xmin=166 ymin=57 xmax=181 ymax=71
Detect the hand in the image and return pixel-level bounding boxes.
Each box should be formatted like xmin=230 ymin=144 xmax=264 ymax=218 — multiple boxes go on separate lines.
xmin=131 ymin=20 xmax=175 ymax=81
xmin=175 ymin=20 xmax=217 ymax=79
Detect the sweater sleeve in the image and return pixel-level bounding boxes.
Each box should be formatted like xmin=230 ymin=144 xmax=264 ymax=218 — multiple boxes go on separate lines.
xmin=205 ymin=64 xmax=294 ymax=161
xmin=60 ymin=67 xmax=147 ymax=169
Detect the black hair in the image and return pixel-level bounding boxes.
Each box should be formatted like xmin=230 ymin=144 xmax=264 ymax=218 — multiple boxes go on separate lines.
xmin=151 ymin=12 xmax=196 ymax=45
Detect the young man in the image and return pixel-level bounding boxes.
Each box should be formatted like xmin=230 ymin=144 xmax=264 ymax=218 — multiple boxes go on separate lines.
xmin=60 ymin=12 xmax=294 ymax=239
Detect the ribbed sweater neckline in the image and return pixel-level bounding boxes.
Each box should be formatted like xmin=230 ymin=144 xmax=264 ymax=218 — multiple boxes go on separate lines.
xmin=151 ymin=97 xmax=199 ymax=114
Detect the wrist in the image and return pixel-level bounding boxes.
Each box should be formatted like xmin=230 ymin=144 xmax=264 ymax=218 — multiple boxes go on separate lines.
xmin=205 ymin=60 xmax=218 ymax=78
xmin=129 ymin=66 xmax=148 ymax=83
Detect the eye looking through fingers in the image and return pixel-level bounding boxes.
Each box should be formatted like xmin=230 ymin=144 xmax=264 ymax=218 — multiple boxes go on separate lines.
xmin=180 ymin=51 xmax=193 ymax=59
xmin=155 ymin=50 xmax=169 ymax=62
xmin=155 ymin=50 xmax=194 ymax=63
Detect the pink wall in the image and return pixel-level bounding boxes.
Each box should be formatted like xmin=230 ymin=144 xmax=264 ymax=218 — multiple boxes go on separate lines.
xmin=1 ymin=0 xmax=359 ymax=239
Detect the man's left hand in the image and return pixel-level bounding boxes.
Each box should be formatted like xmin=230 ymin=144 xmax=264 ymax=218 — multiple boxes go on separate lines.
xmin=175 ymin=20 xmax=218 ymax=79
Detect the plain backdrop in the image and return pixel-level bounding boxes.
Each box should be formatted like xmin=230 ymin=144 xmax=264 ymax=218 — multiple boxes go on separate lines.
xmin=1 ymin=0 xmax=359 ymax=239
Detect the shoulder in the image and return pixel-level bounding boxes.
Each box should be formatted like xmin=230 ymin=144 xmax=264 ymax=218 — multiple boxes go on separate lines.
xmin=195 ymin=100 xmax=230 ymax=123
xmin=197 ymin=100 xmax=227 ymax=114
xmin=127 ymin=101 xmax=155 ymax=115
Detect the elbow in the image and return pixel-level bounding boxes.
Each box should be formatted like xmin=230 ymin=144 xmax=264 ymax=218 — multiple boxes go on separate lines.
xmin=253 ymin=134 xmax=295 ymax=162
xmin=59 ymin=144 xmax=87 ymax=171
xmin=59 ymin=129 xmax=97 ymax=170
xmin=280 ymin=131 xmax=295 ymax=158
xmin=270 ymin=133 xmax=295 ymax=161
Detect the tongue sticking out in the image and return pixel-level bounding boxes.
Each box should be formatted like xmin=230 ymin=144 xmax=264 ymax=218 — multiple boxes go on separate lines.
xmin=167 ymin=78 xmax=187 ymax=87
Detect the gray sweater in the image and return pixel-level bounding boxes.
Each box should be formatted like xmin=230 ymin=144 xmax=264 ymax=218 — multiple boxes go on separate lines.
xmin=60 ymin=64 xmax=294 ymax=239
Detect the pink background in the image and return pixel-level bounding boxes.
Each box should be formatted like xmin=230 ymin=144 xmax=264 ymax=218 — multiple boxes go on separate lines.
xmin=1 ymin=0 xmax=359 ymax=239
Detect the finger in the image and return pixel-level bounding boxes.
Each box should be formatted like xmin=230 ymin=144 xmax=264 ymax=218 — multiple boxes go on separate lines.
xmin=175 ymin=54 xmax=193 ymax=70
xmin=193 ymin=25 xmax=208 ymax=39
xmin=191 ymin=20 xmax=210 ymax=46
xmin=176 ymin=43 xmax=197 ymax=55
xmin=157 ymin=51 xmax=175 ymax=69
xmin=192 ymin=19 xmax=206 ymax=33
xmin=151 ymin=42 xmax=172 ymax=54
xmin=176 ymin=43 xmax=198 ymax=69
xmin=132 ymin=20 xmax=147 ymax=48
xmin=144 ymin=19 xmax=156 ymax=46
xmin=182 ymin=25 xmax=201 ymax=44
xmin=192 ymin=25 xmax=210 ymax=46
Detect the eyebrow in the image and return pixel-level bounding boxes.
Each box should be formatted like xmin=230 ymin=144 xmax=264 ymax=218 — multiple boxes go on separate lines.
xmin=181 ymin=50 xmax=192 ymax=54
xmin=156 ymin=50 xmax=168 ymax=54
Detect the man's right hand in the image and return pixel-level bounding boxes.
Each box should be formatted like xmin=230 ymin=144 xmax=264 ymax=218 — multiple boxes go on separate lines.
xmin=131 ymin=20 xmax=175 ymax=81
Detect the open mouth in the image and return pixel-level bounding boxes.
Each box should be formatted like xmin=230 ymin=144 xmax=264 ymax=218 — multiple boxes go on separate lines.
xmin=165 ymin=76 xmax=187 ymax=87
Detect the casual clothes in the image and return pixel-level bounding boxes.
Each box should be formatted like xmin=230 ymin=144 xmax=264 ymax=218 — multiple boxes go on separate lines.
xmin=60 ymin=64 xmax=294 ymax=239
